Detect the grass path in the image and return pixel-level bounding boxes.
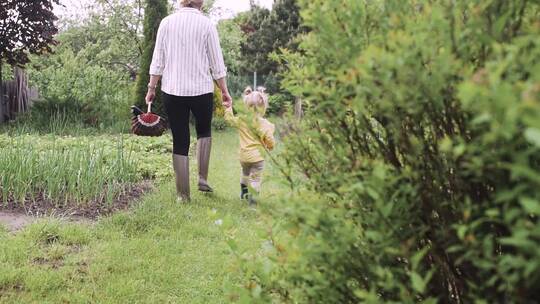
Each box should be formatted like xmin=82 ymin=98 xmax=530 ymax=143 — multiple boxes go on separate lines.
xmin=0 ymin=131 xmax=278 ymax=303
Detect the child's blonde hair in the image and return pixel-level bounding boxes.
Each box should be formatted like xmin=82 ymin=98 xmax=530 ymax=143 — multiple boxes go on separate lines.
xmin=243 ymin=86 xmax=269 ymax=115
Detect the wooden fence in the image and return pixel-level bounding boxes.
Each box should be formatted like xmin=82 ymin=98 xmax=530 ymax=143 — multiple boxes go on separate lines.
xmin=0 ymin=67 xmax=35 ymax=124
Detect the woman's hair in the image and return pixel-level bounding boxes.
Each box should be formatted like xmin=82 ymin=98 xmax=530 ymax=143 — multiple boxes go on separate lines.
xmin=243 ymin=86 xmax=269 ymax=115
xmin=180 ymin=0 xmax=204 ymax=8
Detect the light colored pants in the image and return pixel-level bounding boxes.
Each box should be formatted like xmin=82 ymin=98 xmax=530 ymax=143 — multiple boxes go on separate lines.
xmin=240 ymin=161 xmax=265 ymax=192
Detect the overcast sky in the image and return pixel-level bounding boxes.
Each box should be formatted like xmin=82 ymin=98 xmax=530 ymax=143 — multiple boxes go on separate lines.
xmin=214 ymin=0 xmax=273 ymax=13
xmin=54 ymin=0 xmax=274 ymax=20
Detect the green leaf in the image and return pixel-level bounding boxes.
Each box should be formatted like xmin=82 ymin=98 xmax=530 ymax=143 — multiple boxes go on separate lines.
xmin=411 ymin=247 xmax=429 ymax=270
xmin=499 ymin=236 xmax=535 ymax=249
xmin=524 ymin=128 xmax=540 ymax=147
xmin=519 ymin=197 xmax=540 ymax=215
xmin=410 ymin=271 xmax=426 ymax=293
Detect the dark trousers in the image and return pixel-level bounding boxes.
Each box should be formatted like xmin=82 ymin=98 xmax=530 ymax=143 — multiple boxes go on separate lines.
xmin=163 ymin=92 xmax=213 ymax=156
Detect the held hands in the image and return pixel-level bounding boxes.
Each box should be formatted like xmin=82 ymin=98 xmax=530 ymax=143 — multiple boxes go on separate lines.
xmin=222 ymin=91 xmax=233 ymax=108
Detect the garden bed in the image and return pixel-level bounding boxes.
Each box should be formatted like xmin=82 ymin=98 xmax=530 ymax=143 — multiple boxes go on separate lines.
xmin=0 ymin=133 xmax=174 ymax=229
xmin=0 ymin=181 xmax=153 ymax=220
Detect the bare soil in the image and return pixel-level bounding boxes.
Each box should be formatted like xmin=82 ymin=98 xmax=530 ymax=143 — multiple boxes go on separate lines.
xmin=0 ymin=181 xmax=153 ymax=232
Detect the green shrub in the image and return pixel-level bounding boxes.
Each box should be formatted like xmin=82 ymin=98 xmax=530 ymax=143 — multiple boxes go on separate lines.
xmin=267 ymin=93 xmax=291 ymax=116
xmin=212 ymin=116 xmax=228 ymax=132
xmin=214 ymin=84 xmax=225 ymax=118
xmin=232 ymin=1 xmax=540 ymax=303
xmin=26 ymin=46 xmax=132 ymax=132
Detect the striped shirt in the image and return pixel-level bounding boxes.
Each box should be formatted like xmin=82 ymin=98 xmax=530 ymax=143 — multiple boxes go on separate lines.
xmin=149 ymin=7 xmax=227 ymax=97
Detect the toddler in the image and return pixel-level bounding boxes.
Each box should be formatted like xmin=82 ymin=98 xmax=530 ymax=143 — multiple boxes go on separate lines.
xmin=225 ymin=87 xmax=275 ymax=205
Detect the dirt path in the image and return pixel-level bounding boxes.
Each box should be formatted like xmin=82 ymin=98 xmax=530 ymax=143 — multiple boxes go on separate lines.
xmin=0 ymin=211 xmax=36 ymax=232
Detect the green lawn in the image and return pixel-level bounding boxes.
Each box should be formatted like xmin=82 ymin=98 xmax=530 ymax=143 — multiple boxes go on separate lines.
xmin=0 ymin=130 xmax=278 ymax=303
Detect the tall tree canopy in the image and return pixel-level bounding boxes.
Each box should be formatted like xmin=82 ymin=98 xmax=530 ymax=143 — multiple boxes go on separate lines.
xmin=217 ymin=19 xmax=246 ymax=75
xmin=239 ymin=0 xmax=304 ymax=75
xmin=237 ymin=0 xmax=304 ymax=93
xmin=0 ymin=0 xmax=59 ymax=66
xmin=237 ymin=5 xmax=272 ymax=75
xmin=133 ymin=0 xmax=168 ymax=113
xmin=0 ymin=0 xmax=59 ymax=122
xmin=57 ymin=0 xmax=145 ymax=80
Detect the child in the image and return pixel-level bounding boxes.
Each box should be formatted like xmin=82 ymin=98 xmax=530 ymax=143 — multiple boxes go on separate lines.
xmin=225 ymin=86 xmax=275 ymax=205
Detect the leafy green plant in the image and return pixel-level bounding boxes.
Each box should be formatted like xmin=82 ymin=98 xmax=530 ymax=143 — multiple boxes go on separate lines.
xmin=232 ymin=0 xmax=540 ymax=303
xmin=212 ymin=116 xmax=228 ymax=132
xmin=267 ymin=93 xmax=291 ymax=116
xmin=26 ymin=43 xmax=133 ymax=131
xmin=0 ymin=136 xmax=137 ymax=206
xmin=0 ymin=133 xmax=178 ymax=207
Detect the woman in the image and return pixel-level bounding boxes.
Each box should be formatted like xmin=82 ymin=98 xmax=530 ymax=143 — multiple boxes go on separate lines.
xmin=145 ymin=0 xmax=232 ymax=202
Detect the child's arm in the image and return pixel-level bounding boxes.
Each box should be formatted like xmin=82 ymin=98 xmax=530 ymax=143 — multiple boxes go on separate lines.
xmin=224 ymin=107 xmax=238 ymax=125
xmin=261 ymin=124 xmax=275 ymax=151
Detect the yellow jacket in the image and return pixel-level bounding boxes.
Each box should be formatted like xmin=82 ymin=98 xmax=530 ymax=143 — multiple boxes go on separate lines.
xmin=224 ymin=107 xmax=275 ymax=163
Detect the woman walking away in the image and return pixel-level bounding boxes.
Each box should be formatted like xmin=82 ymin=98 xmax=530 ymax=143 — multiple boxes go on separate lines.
xmin=145 ymin=0 xmax=232 ymax=202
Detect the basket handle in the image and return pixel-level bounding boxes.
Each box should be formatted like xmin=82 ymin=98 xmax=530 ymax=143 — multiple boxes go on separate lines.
xmin=147 ymin=103 xmax=152 ymax=113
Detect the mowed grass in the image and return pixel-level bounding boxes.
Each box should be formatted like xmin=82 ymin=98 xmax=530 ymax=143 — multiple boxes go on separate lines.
xmin=0 ymin=130 xmax=280 ymax=303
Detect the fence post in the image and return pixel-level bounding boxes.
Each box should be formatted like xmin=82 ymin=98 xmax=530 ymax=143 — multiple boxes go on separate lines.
xmin=253 ymin=71 xmax=257 ymax=89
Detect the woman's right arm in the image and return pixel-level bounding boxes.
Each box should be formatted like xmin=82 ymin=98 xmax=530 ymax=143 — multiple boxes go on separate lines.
xmin=146 ymin=19 xmax=168 ymax=104
xmin=207 ymin=24 xmax=232 ymax=108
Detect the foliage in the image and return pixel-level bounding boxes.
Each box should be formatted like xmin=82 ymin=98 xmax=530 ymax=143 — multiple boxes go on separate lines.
xmin=233 ymin=0 xmax=540 ymax=303
xmin=213 ymin=84 xmax=225 ymax=118
xmin=26 ymin=43 xmax=132 ymax=131
xmin=212 ymin=116 xmax=228 ymax=132
xmin=0 ymin=0 xmax=59 ymax=123
xmin=1 ymin=132 xmax=175 ymax=180
xmin=236 ymin=0 xmax=304 ymax=94
xmin=237 ymin=5 xmax=271 ymax=75
xmin=133 ymin=0 xmax=168 ymax=115
xmin=0 ymin=132 xmax=184 ymax=207
xmin=267 ymin=93 xmax=291 ymax=116
xmin=0 ymin=134 xmax=138 ymax=206
xmin=19 ymin=0 xmax=147 ymax=132
xmin=211 ymin=85 xmax=227 ymax=131
xmin=0 ymin=0 xmax=59 ymax=66
xmin=60 ymin=0 xmax=145 ymax=80
xmin=217 ymin=19 xmax=246 ymax=75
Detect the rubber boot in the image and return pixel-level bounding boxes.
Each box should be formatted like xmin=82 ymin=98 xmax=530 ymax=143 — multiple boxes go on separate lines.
xmin=172 ymin=154 xmax=190 ymax=202
xmin=197 ymin=137 xmax=213 ymax=192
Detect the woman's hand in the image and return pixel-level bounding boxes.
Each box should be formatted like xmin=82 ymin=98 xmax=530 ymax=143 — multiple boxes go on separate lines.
xmin=222 ymin=91 xmax=233 ymax=108
xmin=145 ymin=88 xmax=156 ymax=105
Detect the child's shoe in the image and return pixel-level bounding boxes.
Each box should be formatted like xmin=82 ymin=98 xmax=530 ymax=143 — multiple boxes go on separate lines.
xmin=240 ymin=183 xmax=249 ymax=200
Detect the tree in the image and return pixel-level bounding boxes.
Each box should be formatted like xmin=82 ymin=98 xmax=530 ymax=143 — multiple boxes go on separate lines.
xmin=238 ymin=0 xmax=303 ymax=75
xmin=133 ymin=0 xmax=168 ymax=114
xmin=237 ymin=5 xmax=272 ymax=76
xmin=0 ymin=0 xmax=59 ymax=122
xmin=217 ymin=19 xmax=246 ymax=75
xmin=236 ymin=0 xmax=305 ymax=95
xmin=59 ymin=0 xmax=145 ymax=80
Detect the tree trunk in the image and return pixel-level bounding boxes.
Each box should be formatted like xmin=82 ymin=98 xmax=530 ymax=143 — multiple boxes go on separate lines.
xmin=294 ymin=96 xmax=303 ymax=119
xmin=14 ymin=67 xmax=29 ymax=115
xmin=0 ymin=60 xmax=5 ymax=124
